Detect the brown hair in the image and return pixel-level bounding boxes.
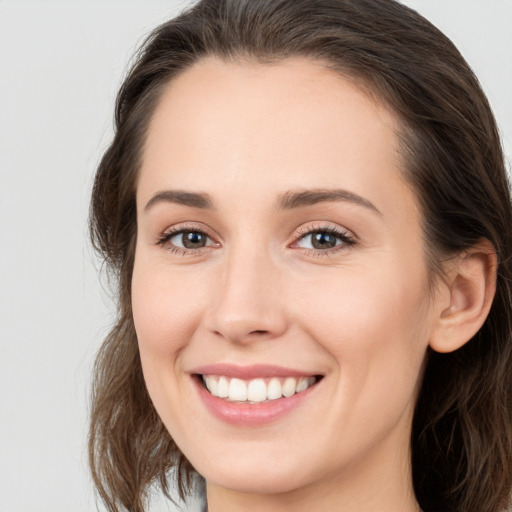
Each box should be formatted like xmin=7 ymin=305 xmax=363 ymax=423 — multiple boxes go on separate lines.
xmin=89 ymin=1 xmax=512 ymax=511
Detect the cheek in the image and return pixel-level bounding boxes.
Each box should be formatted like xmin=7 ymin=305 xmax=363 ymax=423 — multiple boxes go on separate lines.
xmin=293 ymin=262 xmax=431 ymax=401
xmin=297 ymin=263 xmax=429 ymax=345
xmin=292 ymin=268 xmax=431 ymax=465
xmin=131 ymin=255 xmax=206 ymax=368
xmin=131 ymin=253 xmax=213 ymax=429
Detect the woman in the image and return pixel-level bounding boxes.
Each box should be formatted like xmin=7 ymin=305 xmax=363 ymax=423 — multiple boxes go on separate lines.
xmin=88 ymin=1 xmax=512 ymax=511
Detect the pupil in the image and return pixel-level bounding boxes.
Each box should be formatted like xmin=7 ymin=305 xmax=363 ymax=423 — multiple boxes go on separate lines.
xmin=312 ymin=232 xmax=336 ymax=249
xmin=183 ymin=231 xmax=206 ymax=249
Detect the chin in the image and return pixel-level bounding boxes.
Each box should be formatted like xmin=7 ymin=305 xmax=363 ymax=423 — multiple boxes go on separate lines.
xmin=195 ymin=457 xmax=310 ymax=495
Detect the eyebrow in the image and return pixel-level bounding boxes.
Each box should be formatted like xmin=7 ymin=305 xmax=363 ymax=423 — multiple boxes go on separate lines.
xmin=144 ymin=187 xmax=381 ymax=215
xmin=144 ymin=190 xmax=214 ymax=211
xmin=277 ymin=189 xmax=381 ymax=215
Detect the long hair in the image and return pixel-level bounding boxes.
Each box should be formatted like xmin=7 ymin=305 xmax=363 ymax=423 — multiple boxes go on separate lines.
xmin=89 ymin=1 xmax=512 ymax=511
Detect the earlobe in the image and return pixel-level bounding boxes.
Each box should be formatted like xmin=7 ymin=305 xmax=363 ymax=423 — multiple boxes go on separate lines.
xmin=429 ymin=240 xmax=497 ymax=354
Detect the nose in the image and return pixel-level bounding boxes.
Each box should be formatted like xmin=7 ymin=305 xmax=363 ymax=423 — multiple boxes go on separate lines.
xmin=206 ymin=247 xmax=288 ymax=345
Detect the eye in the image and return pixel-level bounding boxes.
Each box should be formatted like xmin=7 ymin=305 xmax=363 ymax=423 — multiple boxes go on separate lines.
xmin=170 ymin=230 xmax=211 ymax=249
xmin=293 ymin=226 xmax=356 ymax=253
xmin=157 ymin=227 xmax=218 ymax=253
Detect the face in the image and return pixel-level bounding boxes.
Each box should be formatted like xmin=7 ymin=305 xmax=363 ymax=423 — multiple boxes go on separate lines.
xmin=132 ymin=57 xmax=439 ymax=500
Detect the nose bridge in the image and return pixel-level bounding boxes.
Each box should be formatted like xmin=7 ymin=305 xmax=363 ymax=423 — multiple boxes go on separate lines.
xmin=209 ymin=239 xmax=287 ymax=343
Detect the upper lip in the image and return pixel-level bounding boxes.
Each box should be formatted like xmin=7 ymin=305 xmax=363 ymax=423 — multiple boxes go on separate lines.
xmin=189 ymin=363 xmax=321 ymax=380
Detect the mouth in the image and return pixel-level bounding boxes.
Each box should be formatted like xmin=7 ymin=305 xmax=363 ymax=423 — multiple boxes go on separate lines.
xmin=190 ymin=364 xmax=324 ymax=425
xmin=198 ymin=374 xmax=322 ymax=404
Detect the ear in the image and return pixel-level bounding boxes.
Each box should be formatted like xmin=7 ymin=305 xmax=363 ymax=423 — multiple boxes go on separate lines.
xmin=429 ymin=239 xmax=497 ymax=354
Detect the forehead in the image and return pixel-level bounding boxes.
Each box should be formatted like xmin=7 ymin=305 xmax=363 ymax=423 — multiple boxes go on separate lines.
xmin=138 ymin=56 xmax=413 ymax=221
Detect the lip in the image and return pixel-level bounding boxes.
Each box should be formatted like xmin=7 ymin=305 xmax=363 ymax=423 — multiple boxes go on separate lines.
xmin=189 ymin=364 xmax=323 ymax=426
xmin=189 ymin=363 xmax=319 ymax=379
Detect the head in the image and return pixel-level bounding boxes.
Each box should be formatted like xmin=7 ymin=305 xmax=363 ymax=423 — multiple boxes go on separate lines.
xmin=89 ymin=1 xmax=512 ymax=512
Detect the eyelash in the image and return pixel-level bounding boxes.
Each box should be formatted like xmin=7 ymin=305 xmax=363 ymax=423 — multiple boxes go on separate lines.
xmin=156 ymin=223 xmax=357 ymax=257
xmin=156 ymin=224 xmax=217 ymax=256
xmin=293 ymin=224 xmax=356 ymax=256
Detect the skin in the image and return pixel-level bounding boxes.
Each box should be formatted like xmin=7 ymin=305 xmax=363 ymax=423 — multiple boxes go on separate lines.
xmin=131 ymin=57 xmax=459 ymax=512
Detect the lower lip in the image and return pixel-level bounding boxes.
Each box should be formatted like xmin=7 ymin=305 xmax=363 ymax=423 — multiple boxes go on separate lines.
xmin=193 ymin=376 xmax=320 ymax=426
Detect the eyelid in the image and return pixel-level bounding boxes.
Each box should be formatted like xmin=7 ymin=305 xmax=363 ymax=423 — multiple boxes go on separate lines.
xmin=156 ymin=222 xmax=219 ymax=253
xmin=155 ymin=221 xmax=357 ymax=256
xmin=289 ymin=223 xmax=357 ymax=254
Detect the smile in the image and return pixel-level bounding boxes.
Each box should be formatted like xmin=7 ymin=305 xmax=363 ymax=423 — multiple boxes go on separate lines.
xmin=201 ymin=375 xmax=317 ymax=403
xmin=191 ymin=365 xmax=324 ymax=425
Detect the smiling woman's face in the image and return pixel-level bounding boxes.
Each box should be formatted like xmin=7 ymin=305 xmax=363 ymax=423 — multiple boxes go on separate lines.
xmin=132 ymin=57 xmax=442 ymax=506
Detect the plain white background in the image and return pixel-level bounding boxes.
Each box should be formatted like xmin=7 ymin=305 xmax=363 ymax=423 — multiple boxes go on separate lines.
xmin=0 ymin=1 xmax=510 ymax=511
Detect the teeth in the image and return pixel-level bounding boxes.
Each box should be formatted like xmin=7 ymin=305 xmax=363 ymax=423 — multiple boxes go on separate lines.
xmin=247 ymin=378 xmax=267 ymax=402
xmin=229 ymin=378 xmax=247 ymax=401
xmin=267 ymin=377 xmax=282 ymax=400
xmin=217 ymin=376 xmax=229 ymax=398
xmin=202 ymin=375 xmax=316 ymax=403
xmin=282 ymin=377 xmax=297 ymax=397
xmin=296 ymin=377 xmax=309 ymax=393
xmin=205 ymin=376 xmax=218 ymax=395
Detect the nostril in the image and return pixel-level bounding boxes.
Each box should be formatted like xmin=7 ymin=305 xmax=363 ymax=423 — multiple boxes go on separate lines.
xmin=249 ymin=330 xmax=270 ymax=336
